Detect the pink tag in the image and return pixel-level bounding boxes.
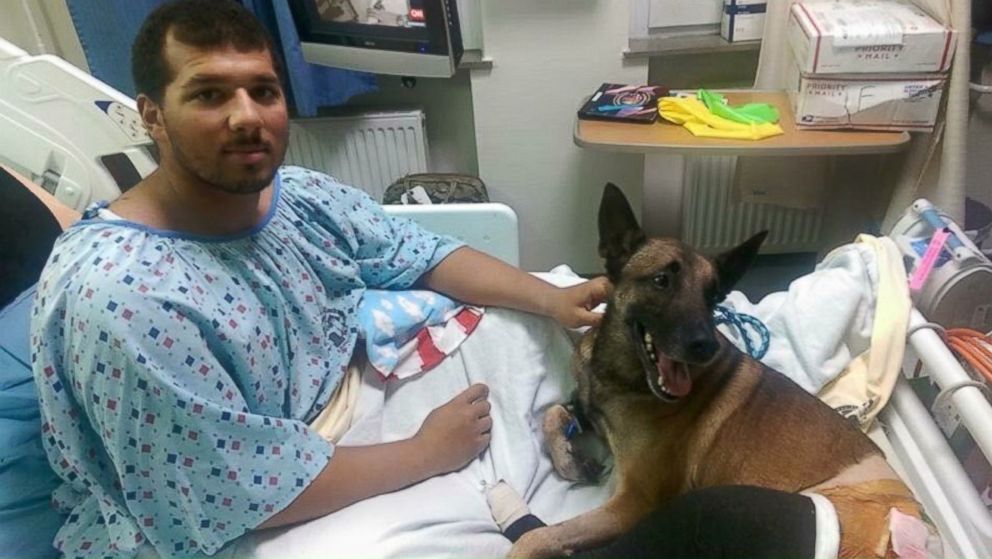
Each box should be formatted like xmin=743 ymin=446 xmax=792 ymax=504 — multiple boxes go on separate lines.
xmin=889 ymin=508 xmax=928 ymax=559
xmin=909 ymin=228 xmax=951 ymax=292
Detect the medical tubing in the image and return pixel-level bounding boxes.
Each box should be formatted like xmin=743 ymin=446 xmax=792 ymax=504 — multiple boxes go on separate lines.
xmin=945 ymin=329 xmax=992 ymax=385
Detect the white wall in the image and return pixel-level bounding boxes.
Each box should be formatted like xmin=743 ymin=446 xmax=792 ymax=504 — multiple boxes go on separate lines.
xmin=0 ymin=3 xmax=42 ymax=55
xmin=0 ymin=0 xmax=87 ymax=70
xmin=455 ymin=0 xmax=483 ymax=50
xmin=470 ymin=0 xmax=649 ymax=273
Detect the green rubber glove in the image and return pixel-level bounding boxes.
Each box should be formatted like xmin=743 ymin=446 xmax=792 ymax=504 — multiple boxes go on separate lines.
xmin=697 ymin=89 xmax=780 ymax=125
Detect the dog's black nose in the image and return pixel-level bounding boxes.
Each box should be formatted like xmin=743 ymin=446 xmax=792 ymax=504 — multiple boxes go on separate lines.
xmin=687 ymin=336 xmax=719 ymax=362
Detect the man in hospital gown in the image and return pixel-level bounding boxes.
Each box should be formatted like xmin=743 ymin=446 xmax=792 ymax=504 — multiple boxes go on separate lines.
xmin=29 ymin=1 xmax=608 ymax=557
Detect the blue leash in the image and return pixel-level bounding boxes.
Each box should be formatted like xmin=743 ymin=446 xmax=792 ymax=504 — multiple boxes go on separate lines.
xmin=714 ymin=305 xmax=770 ymax=360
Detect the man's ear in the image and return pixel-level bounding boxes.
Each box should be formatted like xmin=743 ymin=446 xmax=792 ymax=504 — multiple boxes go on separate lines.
xmin=713 ymin=230 xmax=767 ymax=296
xmin=137 ymin=94 xmax=166 ymax=144
xmin=598 ymin=183 xmax=646 ymax=282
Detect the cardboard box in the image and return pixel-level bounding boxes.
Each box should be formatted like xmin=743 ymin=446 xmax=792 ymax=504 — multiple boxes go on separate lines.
xmin=721 ymin=0 xmax=767 ymax=43
xmin=789 ymin=0 xmax=955 ymax=74
xmin=789 ymin=60 xmax=946 ymax=131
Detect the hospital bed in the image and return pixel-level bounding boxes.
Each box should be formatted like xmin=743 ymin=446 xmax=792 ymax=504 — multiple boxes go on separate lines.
xmin=3 ymin=36 xmax=992 ymax=558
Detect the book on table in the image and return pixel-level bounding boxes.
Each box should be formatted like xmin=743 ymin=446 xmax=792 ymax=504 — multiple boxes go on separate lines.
xmin=577 ymin=83 xmax=668 ymax=124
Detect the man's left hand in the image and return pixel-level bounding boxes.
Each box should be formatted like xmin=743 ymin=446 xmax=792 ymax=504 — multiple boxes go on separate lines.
xmin=546 ymin=277 xmax=611 ymax=329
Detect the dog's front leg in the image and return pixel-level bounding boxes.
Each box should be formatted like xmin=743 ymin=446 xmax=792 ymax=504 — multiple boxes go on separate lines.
xmin=543 ymin=404 xmax=603 ymax=483
xmin=507 ymin=491 xmax=650 ymax=558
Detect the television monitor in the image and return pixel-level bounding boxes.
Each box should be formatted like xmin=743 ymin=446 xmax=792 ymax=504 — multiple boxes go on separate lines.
xmin=288 ymin=0 xmax=463 ymax=78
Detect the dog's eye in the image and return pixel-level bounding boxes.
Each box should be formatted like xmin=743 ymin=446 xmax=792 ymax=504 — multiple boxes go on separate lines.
xmin=652 ymin=273 xmax=670 ymax=289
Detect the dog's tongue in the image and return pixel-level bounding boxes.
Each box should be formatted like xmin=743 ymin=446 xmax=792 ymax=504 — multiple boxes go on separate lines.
xmin=657 ymin=354 xmax=692 ymax=397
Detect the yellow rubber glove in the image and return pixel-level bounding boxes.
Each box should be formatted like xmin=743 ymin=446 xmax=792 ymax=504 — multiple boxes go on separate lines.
xmin=658 ymin=96 xmax=784 ymax=140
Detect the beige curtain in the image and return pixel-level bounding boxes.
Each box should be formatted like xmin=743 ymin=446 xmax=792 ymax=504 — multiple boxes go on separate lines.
xmin=755 ymin=0 xmax=971 ymax=230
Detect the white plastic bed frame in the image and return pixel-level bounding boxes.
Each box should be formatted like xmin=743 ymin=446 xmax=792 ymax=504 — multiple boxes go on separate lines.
xmin=2 ymin=35 xmax=991 ymax=558
xmin=882 ymin=311 xmax=992 ymax=558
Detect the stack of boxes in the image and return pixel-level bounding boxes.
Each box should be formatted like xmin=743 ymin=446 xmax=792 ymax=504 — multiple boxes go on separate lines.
xmin=787 ymin=0 xmax=956 ymax=131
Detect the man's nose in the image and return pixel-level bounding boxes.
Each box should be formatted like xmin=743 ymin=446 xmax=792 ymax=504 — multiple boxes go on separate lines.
xmin=228 ymin=89 xmax=263 ymax=131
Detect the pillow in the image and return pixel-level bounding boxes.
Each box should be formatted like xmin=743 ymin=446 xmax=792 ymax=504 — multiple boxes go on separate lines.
xmin=0 ymin=286 xmax=64 ymax=559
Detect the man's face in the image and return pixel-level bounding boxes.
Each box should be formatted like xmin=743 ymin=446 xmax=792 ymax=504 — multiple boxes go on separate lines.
xmin=145 ymin=34 xmax=289 ymax=195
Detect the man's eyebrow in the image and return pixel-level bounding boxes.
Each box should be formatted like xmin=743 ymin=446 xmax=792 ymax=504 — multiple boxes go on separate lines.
xmin=182 ymin=74 xmax=281 ymax=88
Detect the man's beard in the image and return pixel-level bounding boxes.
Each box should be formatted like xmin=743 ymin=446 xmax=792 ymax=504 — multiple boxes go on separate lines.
xmin=169 ymin=131 xmax=285 ymax=195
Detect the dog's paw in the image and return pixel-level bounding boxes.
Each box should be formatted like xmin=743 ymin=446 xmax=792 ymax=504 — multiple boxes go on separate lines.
xmin=543 ymin=405 xmax=603 ymax=483
xmin=507 ymin=527 xmax=561 ymax=559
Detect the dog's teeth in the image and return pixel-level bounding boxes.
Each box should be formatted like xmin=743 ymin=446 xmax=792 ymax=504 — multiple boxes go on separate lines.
xmin=644 ymin=332 xmax=653 ymax=345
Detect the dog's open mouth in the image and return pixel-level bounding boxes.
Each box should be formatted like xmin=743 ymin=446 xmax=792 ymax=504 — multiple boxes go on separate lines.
xmin=635 ymin=324 xmax=692 ymax=402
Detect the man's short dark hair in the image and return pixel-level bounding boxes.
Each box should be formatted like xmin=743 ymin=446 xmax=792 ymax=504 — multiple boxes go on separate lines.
xmin=131 ymin=0 xmax=280 ymax=103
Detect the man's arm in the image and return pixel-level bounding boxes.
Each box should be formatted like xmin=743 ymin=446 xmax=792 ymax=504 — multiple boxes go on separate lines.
xmin=259 ymin=383 xmax=492 ymax=529
xmin=417 ymin=247 xmax=610 ymax=329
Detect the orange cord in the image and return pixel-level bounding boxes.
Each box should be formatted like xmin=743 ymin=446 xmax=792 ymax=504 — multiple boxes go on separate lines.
xmin=946 ymin=328 xmax=992 ymax=385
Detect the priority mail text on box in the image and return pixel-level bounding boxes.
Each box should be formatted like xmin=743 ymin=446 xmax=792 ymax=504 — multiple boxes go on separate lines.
xmin=789 ymin=0 xmax=955 ymax=74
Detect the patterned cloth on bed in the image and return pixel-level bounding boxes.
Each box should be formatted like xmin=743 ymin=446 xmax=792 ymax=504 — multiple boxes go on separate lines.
xmin=31 ymin=166 xmax=463 ymax=559
xmin=357 ymin=289 xmax=483 ymax=380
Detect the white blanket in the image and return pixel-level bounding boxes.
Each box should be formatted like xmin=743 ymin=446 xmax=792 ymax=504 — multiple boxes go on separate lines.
xmin=719 ymin=242 xmax=884 ymax=394
xmin=234 ymin=307 xmax=610 ymax=559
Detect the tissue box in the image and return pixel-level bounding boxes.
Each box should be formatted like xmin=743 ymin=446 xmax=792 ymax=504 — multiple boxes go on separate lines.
xmin=721 ymin=0 xmax=767 ymax=43
xmin=789 ymin=0 xmax=955 ymax=74
xmin=789 ymin=62 xmax=946 ymax=131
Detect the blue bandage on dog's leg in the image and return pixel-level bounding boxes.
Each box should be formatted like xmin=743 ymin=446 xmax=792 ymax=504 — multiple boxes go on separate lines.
xmin=486 ymin=480 xmax=546 ymax=542
xmin=564 ymin=416 xmax=581 ymax=440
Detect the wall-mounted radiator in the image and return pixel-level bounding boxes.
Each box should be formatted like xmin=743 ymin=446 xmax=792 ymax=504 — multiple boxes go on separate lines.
xmin=285 ymin=109 xmax=429 ymax=201
xmin=681 ymin=156 xmax=823 ymax=254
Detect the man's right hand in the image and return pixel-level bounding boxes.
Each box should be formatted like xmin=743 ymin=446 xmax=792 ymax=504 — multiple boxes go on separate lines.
xmin=414 ymin=383 xmax=492 ymax=475
xmin=259 ymin=383 xmax=494 ymax=529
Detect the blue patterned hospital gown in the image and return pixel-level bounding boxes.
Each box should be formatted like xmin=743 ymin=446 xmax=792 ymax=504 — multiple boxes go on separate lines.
xmin=30 ymin=166 xmax=462 ymax=558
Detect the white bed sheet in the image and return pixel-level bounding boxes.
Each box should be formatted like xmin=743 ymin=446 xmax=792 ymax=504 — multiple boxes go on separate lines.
xmin=234 ymin=306 xmax=610 ymax=559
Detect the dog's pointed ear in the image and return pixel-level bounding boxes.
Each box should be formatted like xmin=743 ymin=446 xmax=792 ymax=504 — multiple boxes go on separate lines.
xmin=713 ymin=230 xmax=767 ymax=296
xmin=598 ymin=183 xmax=646 ymax=282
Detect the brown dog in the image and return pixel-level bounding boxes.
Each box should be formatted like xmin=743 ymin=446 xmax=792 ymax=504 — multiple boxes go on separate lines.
xmin=509 ymin=184 xmax=928 ymax=559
